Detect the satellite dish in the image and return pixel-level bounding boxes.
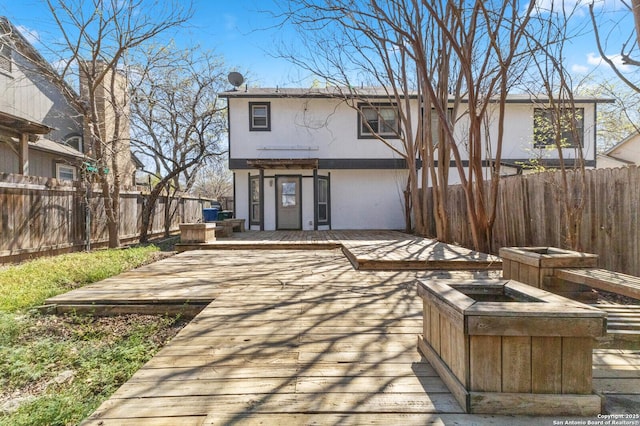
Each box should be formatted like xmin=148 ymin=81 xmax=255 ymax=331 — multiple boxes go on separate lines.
xmin=228 ymin=72 xmax=245 ymax=90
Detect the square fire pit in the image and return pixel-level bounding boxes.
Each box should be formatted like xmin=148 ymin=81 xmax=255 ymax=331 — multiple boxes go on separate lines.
xmin=416 ymin=278 xmax=606 ymax=415
xmin=500 ymin=247 xmax=599 ymax=301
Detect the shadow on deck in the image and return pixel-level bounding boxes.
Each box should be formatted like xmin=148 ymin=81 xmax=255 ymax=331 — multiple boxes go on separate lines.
xmin=40 ymin=232 xmax=639 ymax=424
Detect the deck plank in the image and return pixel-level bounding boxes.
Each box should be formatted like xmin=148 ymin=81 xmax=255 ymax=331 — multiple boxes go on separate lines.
xmin=40 ymin=231 xmax=639 ymax=423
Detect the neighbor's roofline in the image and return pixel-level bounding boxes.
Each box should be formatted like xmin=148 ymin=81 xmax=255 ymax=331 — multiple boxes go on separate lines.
xmin=219 ymin=87 xmax=615 ymax=103
xmin=0 ymin=16 xmax=83 ymax=112
xmin=603 ymin=130 xmax=640 ymax=155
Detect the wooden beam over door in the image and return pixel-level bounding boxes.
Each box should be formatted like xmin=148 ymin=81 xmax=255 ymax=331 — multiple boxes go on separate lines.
xmin=247 ymin=158 xmax=319 ymax=169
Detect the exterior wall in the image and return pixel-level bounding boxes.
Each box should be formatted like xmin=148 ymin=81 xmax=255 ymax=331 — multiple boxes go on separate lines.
xmin=0 ymin=70 xmax=15 ymax=114
xmin=0 ymin=143 xmax=79 ymax=178
xmin=1 ymin=48 xmax=83 ymax=145
xmin=0 ymin=20 xmax=85 ymax=180
xmin=489 ymin=102 xmax=597 ymax=163
xmin=596 ymin=155 xmax=630 ymax=169
xmin=235 ymin=168 xmax=407 ymax=231
xmin=228 ymin=97 xmax=598 ymax=165
xmin=28 ymin=150 xmax=58 ymax=178
xmin=228 ymin=90 xmax=602 ymax=231
xmin=329 ymin=169 xmax=406 ymax=230
xmin=0 ymin=143 xmax=18 ymax=174
xmin=228 ymin=97 xmax=406 ymax=161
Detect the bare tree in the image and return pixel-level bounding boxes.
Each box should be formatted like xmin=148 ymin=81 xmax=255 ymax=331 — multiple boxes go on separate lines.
xmin=190 ymin=158 xmax=233 ymax=201
xmin=418 ymin=1 xmax=536 ymax=252
xmin=578 ymin=78 xmax=640 ymax=151
xmin=589 ymin=0 xmax=640 ymax=93
xmin=278 ymin=0 xmax=536 ymax=252
xmin=522 ymin=2 xmax=596 ymax=250
xmin=39 ymin=0 xmax=192 ymax=247
xmin=129 ymin=46 xmax=228 ymax=242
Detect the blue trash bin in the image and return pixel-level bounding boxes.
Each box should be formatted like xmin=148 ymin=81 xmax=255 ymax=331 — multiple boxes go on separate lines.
xmin=202 ymin=208 xmax=219 ymax=222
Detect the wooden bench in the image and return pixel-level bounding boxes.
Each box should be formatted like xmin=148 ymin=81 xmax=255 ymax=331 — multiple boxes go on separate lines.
xmin=554 ymin=268 xmax=640 ymax=301
xmin=210 ymin=221 xmax=233 ymax=237
xmin=224 ymin=218 xmax=245 ymax=232
xmin=553 ymin=268 xmax=640 ymax=347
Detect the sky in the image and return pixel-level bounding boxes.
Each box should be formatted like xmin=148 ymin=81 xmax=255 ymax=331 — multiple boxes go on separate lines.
xmin=0 ymin=0 xmax=636 ymax=89
xmin=0 ymin=0 xmax=308 ymax=87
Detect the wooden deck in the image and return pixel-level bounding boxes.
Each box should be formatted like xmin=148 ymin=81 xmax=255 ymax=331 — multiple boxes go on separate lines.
xmin=176 ymin=230 xmax=502 ymax=271
xmin=41 ymin=231 xmax=640 ymax=424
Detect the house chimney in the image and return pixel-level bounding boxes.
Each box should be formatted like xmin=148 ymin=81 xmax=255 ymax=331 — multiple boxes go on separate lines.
xmin=79 ymin=60 xmax=135 ymax=188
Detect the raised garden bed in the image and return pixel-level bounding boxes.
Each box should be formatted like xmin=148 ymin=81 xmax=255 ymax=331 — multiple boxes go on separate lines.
xmin=416 ymin=278 xmax=606 ymax=415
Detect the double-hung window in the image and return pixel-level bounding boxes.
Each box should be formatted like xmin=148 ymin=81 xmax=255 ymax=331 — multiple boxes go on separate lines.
xmin=56 ymin=163 xmax=76 ymax=182
xmin=249 ymin=102 xmax=270 ymax=131
xmin=533 ymin=107 xmax=584 ymax=148
xmin=358 ymin=104 xmax=399 ymax=138
xmin=249 ymin=175 xmax=261 ymax=225
xmin=428 ymin=107 xmax=453 ymax=148
xmin=316 ymin=176 xmax=329 ymax=225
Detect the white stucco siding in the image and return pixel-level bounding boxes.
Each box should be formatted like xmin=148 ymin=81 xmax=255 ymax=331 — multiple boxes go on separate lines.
xmin=234 ymin=172 xmax=250 ymax=227
xmin=446 ymin=102 xmax=597 ymax=163
xmin=234 ymin=168 xmax=407 ymax=231
xmin=329 ymin=169 xmax=407 ymax=230
xmin=228 ymin=97 xmax=407 ymax=160
xmin=229 ymin=97 xmax=598 ymax=165
xmin=498 ymin=102 xmax=597 ymax=162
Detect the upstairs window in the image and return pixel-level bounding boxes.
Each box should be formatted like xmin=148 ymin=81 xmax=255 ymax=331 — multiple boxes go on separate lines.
xmin=358 ymin=104 xmax=399 ymax=138
xmin=65 ymin=135 xmax=83 ymax=153
xmin=428 ymin=107 xmax=453 ymax=148
xmin=534 ymin=107 xmax=584 ymax=148
xmin=0 ymin=42 xmax=12 ymax=74
xmin=249 ymin=102 xmax=271 ymax=131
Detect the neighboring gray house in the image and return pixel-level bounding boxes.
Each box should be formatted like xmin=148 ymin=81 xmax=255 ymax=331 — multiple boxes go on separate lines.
xmin=597 ymin=131 xmax=640 ymax=168
xmin=0 ymin=16 xmax=86 ymax=182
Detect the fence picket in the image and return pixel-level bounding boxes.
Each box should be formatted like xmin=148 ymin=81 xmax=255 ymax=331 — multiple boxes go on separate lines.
xmin=0 ymin=174 xmax=214 ymax=262
xmin=423 ymin=165 xmax=640 ymax=276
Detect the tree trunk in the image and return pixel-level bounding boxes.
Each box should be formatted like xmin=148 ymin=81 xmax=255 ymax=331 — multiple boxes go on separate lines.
xmin=139 ymin=183 xmax=167 ymax=243
xmin=100 ymin=177 xmax=121 ymax=248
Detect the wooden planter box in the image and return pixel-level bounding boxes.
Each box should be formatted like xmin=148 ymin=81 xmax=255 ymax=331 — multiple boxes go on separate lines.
xmin=500 ymin=247 xmax=599 ymax=301
xmin=179 ymin=223 xmax=217 ymax=243
xmin=416 ymin=278 xmax=606 ymax=415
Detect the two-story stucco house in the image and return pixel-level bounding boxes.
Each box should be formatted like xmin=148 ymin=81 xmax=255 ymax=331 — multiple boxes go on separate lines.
xmin=222 ymin=87 xmax=607 ymax=231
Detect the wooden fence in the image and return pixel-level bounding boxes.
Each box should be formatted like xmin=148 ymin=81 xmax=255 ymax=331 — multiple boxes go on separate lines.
xmin=423 ymin=165 xmax=640 ymax=276
xmin=0 ymin=173 xmax=213 ymax=263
